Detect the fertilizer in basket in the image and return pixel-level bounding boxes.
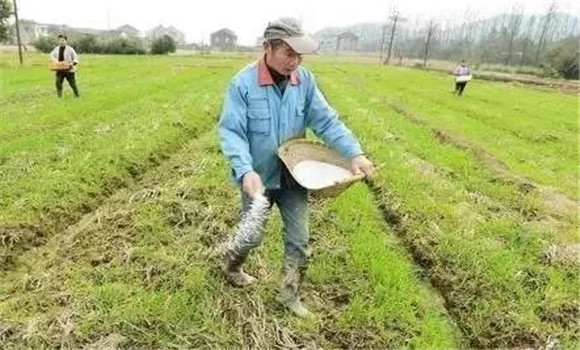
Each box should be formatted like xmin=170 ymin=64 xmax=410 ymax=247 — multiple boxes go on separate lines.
xmin=226 ymin=193 xmax=270 ymax=252
xmin=292 ymin=160 xmax=353 ymax=190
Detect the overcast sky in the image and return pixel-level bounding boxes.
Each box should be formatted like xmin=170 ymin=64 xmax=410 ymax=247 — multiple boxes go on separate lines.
xmin=17 ymin=0 xmax=580 ymax=45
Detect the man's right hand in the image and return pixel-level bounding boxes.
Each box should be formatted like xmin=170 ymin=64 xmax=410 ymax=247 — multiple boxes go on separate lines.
xmin=242 ymin=171 xmax=264 ymax=198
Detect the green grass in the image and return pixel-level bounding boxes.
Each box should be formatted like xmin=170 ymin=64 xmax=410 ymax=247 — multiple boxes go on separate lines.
xmin=314 ymin=184 xmax=462 ymax=348
xmin=0 ymin=53 xmax=244 ymax=266
xmin=0 ymin=130 xmax=460 ymax=349
xmin=310 ymin=60 xmax=579 ymax=199
xmin=0 ymin=52 xmax=578 ymax=349
xmin=312 ymin=60 xmax=579 ymax=348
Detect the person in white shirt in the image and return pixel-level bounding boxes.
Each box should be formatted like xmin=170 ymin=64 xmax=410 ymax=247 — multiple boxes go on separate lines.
xmin=452 ymin=60 xmax=471 ymax=96
xmin=50 ymin=34 xmax=80 ymax=97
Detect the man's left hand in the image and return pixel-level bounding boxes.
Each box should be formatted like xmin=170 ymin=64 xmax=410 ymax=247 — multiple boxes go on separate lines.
xmin=350 ymin=155 xmax=374 ymax=178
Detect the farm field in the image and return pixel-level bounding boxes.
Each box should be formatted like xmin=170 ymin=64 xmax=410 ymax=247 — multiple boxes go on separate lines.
xmin=0 ymin=52 xmax=578 ymax=349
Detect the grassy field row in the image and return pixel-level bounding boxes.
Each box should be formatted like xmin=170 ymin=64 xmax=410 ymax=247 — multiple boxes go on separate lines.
xmin=0 ymin=129 xmax=462 ymax=349
xmin=311 ymin=59 xmax=578 ymax=199
xmin=313 ymin=63 xmax=579 ymax=244
xmin=313 ymin=64 xmax=579 ymax=348
xmin=0 ymin=54 xmax=239 ymax=268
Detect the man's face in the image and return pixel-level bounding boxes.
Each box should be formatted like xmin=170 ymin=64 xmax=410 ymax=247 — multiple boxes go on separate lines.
xmin=58 ymin=38 xmax=67 ymax=46
xmin=265 ymin=42 xmax=302 ymax=75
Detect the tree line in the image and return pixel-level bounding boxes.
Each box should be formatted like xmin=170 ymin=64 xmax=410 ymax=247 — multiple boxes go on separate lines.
xmin=31 ymin=34 xmax=176 ymax=55
xmin=379 ymin=4 xmax=578 ymax=79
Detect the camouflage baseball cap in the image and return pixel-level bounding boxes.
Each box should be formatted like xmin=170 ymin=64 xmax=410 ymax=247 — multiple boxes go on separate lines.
xmin=263 ymin=17 xmax=318 ymax=54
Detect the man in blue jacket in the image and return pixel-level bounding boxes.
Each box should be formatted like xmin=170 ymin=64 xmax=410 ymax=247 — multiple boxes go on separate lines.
xmin=218 ymin=18 xmax=374 ymax=317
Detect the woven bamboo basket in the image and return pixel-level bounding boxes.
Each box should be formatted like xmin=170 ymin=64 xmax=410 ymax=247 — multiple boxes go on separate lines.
xmin=454 ymin=74 xmax=472 ymax=82
xmin=49 ymin=61 xmax=71 ymax=71
xmin=277 ymin=139 xmax=365 ymax=197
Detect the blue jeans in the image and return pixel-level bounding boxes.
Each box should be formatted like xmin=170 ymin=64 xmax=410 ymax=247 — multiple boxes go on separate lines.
xmin=238 ymin=186 xmax=310 ymax=268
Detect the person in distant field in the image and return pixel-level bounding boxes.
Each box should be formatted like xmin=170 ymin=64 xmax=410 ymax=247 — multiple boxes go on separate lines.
xmin=218 ymin=17 xmax=374 ymax=317
xmin=452 ymin=59 xmax=471 ymax=96
xmin=50 ymin=34 xmax=80 ymax=97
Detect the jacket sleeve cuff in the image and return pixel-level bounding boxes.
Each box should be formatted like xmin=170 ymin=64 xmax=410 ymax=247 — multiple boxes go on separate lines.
xmin=233 ymin=164 xmax=254 ymax=182
xmin=344 ymin=147 xmax=364 ymax=159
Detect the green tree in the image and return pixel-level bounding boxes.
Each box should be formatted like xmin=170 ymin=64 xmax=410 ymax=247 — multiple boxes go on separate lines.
xmin=0 ymin=0 xmax=12 ymax=42
xmin=102 ymin=37 xmax=146 ymax=55
xmin=32 ymin=36 xmax=58 ymax=53
xmin=546 ymin=36 xmax=579 ymax=80
xmin=74 ymin=34 xmax=101 ymax=53
xmin=150 ymin=34 xmax=176 ymax=55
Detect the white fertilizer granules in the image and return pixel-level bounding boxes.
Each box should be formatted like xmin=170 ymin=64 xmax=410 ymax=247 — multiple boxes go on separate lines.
xmin=227 ymin=193 xmax=270 ymax=252
xmin=292 ymin=160 xmax=353 ymax=189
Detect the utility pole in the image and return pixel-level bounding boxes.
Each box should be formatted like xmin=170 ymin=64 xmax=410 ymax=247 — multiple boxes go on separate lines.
xmin=423 ymin=21 xmax=437 ymax=67
xmin=535 ymin=1 xmax=557 ymax=64
xmin=385 ymin=9 xmax=400 ymax=65
xmin=106 ymin=8 xmax=111 ymax=39
xmin=505 ymin=3 xmax=524 ymax=66
xmin=12 ymin=0 xmax=23 ymax=64
xmin=379 ymin=24 xmax=387 ymax=65
xmin=200 ymin=31 xmax=205 ymax=58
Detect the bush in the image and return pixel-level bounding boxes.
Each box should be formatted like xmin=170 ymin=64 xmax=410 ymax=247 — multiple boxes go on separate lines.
xmin=0 ymin=0 xmax=12 ymax=42
xmin=537 ymin=64 xmax=560 ymax=79
xmin=34 ymin=35 xmax=149 ymax=55
xmin=74 ymin=35 xmax=101 ymax=54
xmin=101 ymin=37 xmax=146 ymax=55
xmin=150 ymin=35 xmax=176 ymax=55
xmin=514 ymin=66 xmax=546 ymax=77
xmin=546 ymin=36 xmax=579 ymax=80
xmin=32 ymin=36 xmax=58 ymax=53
